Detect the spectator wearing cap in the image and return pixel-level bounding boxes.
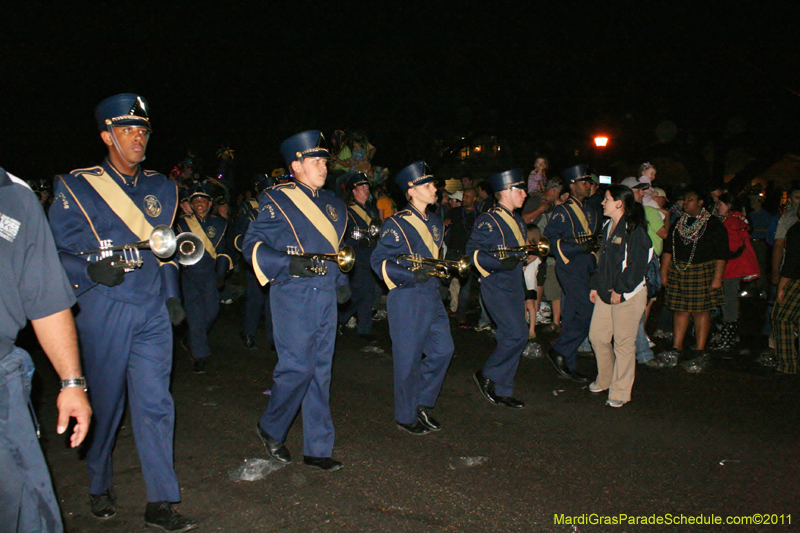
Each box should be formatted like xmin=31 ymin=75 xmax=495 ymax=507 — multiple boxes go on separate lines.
xmin=340 ymin=173 xmax=381 ymax=340
xmin=244 ymin=130 xmax=351 ymax=472
xmin=621 ymin=177 xmax=667 ymax=366
xmin=49 ymin=94 xmax=196 ymax=529
xmin=444 ymin=188 xmax=479 ymax=325
xmin=236 ymin=174 xmax=276 ymax=351
xmin=176 ymin=182 xmax=233 ymax=373
xmin=468 ymin=169 xmax=532 ymax=408
xmin=371 ymin=161 xmax=454 ymax=435
xmin=543 ymin=164 xmax=600 ymax=383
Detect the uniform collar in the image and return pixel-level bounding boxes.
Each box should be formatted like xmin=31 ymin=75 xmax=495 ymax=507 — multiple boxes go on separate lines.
xmin=104 ymin=158 xmax=141 ymax=187
xmin=294 ymin=179 xmax=320 ymax=198
xmin=495 ymin=203 xmax=514 ymax=216
xmin=409 ymin=203 xmax=429 ymax=221
xmin=568 ymin=194 xmax=584 ymax=207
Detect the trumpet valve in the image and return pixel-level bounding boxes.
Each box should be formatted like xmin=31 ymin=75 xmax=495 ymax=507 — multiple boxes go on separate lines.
xmin=286 ymin=245 xmax=300 ymax=256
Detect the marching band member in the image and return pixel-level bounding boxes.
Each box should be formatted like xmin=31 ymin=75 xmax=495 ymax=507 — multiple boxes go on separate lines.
xmin=175 ymin=180 xmax=232 ymax=373
xmin=49 ymin=94 xmax=196 ymax=531
xmin=371 ymin=161 xmax=454 ymax=435
xmin=467 ymin=169 xmax=530 ymax=408
xmin=243 ymin=131 xmax=351 ymax=472
xmin=340 ymin=172 xmax=381 ymax=341
xmin=543 ymin=164 xmax=599 ymax=383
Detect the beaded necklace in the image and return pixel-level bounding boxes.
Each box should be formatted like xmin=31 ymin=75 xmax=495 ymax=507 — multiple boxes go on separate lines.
xmin=672 ymin=208 xmax=711 ymax=271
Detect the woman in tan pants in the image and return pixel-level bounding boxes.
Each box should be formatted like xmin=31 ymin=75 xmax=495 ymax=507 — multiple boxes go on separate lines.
xmin=589 ymin=185 xmax=653 ymax=407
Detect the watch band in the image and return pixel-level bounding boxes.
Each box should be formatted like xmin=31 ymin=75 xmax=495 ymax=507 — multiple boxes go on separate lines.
xmin=60 ymin=377 xmax=88 ymax=391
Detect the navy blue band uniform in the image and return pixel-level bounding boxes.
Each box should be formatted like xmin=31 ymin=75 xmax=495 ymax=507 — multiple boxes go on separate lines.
xmin=543 ymin=192 xmax=599 ymax=371
xmin=1 ymin=168 xmax=78 ymax=532
xmin=467 ymin=203 xmax=529 ymax=397
xmin=175 ymin=190 xmax=232 ymax=362
xmin=371 ymin=203 xmax=455 ymax=426
xmin=340 ymin=197 xmax=380 ymax=336
xmin=49 ymin=157 xmax=183 ymax=503
xmin=235 ymin=185 xmax=274 ymax=348
xmin=242 ymin=178 xmax=348 ymax=458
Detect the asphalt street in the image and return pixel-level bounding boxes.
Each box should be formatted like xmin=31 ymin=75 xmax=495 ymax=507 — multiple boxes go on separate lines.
xmin=28 ymin=292 xmax=799 ymax=533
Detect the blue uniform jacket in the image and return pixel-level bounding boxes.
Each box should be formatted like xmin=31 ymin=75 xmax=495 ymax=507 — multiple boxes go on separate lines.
xmin=175 ymin=213 xmax=232 ymax=277
xmin=49 ymin=159 xmax=180 ymax=304
xmin=467 ymin=204 xmax=528 ymax=283
xmin=371 ymin=204 xmax=445 ymax=290
xmin=543 ymin=195 xmax=600 ymax=268
xmin=233 ymin=198 xmax=260 ymax=253
xmin=344 ymin=200 xmax=379 ymax=261
xmin=242 ymin=181 xmax=348 ymax=290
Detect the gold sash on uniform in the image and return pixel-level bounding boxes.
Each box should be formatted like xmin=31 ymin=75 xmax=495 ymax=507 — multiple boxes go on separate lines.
xmin=83 ymin=170 xmax=153 ymax=241
xmin=402 ymin=212 xmax=439 ymax=258
xmin=349 ymin=203 xmax=372 ymax=225
xmin=184 ymin=216 xmax=217 ymax=259
xmin=281 ymin=186 xmax=340 ymax=251
xmin=567 ymin=201 xmax=591 ymax=235
xmin=495 ymin=208 xmax=525 ymax=246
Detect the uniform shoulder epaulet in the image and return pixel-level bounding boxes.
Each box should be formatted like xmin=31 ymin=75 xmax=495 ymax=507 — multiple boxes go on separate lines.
xmin=273 ymin=182 xmax=296 ymax=191
xmin=395 ymin=208 xmax=413 ymax=219
xmin=142 ymin=169 xmax=164 ymax=178
xmin=70 ymin=166 xmax=104 ymax=178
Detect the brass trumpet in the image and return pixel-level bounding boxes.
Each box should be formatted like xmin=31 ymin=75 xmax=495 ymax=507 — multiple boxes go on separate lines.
xmin=286 ymin=245 xmax=355 ymax=275
xmin=351 ymin=219 xmax=382 ymax=247
xmin=396 ymin=254 xmax=471 ymax=279
xmin=78 ymin=225 xmax=205 ymax=271
xmin=490 ymin=236 xmax=550 ymax=260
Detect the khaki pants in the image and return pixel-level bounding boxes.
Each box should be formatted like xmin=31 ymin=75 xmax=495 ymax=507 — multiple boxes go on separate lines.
xmin=589 ymin=290 xmax=647 ymax=402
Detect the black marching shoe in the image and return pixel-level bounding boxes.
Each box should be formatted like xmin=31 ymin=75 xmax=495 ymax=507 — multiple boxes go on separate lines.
xmin=546 ymin=349 xmax=590 ymax=383
xmin=191 ymin=358 xmax=206 ymax=374
xmin=397 ymin=420 xmax=432 ymax=435
xmin=256 ymin=423 xmax=292 ymax=463
xmin=417 ymin=406 xmax=441 ymax=431
xmin=240 ymin=332 xmax=257 ymax=350
xmin=303 ymin=455 xmax=344 ymax=472
xmin=144 ymin=502 xmax=197 ymax=532
xmin=90 ymin=488 xmax=116 ymax=519
xmin=473 ymin=370 xmax=525 ymax=408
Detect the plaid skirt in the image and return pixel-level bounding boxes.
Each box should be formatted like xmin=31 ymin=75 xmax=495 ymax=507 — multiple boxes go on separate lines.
xmin=664 ymin=260 xmax=724 ymax=312
xmin=772 ymin=278 xmax=800 ymax=323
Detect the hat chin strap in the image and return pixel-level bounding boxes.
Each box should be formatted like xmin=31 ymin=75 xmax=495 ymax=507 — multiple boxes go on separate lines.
xmin=107 ymin=126 xmax=145 ymax=169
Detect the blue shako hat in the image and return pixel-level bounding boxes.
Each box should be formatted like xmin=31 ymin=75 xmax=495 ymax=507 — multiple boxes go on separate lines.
xmin=488 ymin=168 xmax=526 ymax=194
xmin=280 ymin=130 xmax=329 ymax=167
xmin=561 ymin=164 xmax=592 ymax=187
xmin=189 ymin=180 xmax=213 ymax=201
xmin=346 ymin=172 xmax=370 ymax=192
xmin=395 ymin=161 xmax=434 ymax=193
xmin=95 ymin=93 xmax=150 ymax=131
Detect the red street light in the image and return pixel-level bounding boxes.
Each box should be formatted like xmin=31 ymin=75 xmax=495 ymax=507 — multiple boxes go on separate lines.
xmin=594 ymin=136 xmax=609 ymax=147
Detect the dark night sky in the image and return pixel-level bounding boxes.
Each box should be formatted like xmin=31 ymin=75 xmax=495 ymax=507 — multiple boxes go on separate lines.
xmin=2 ymin=2 xmax=798 ymax=181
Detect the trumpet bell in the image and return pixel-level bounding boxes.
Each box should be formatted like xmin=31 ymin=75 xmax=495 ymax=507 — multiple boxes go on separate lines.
xmin=338 ymin=245 xmax=355 ymax=273
xmin=456 ymin=255 xmax=472 ymax=277
xmin=149 ymin=225 xmax=178 ymax=259
xmin=536 ymin=236 xmax=550 ymax=257
xmin=175 ymin=233 xmax=205 ymax=266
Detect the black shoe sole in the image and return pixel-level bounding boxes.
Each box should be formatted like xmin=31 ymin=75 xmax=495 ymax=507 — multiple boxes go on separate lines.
xmin=396 ymin=423 xmax=431 ymax=436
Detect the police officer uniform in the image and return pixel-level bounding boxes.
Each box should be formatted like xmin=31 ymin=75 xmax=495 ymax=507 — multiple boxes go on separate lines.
xmin=243 ymin=131 xmax=349 ymax=471
xmin=467 ymin=169 xmax=529 ymax=408
xmin=340 ymin=172 xmax=380 ymax=338
xmin=370 ymin=161 xmax=454 ymax=434
xmin=543 ymin=164 xmax=599 ymax=382
xmin=236 ymin=174 xmax=275 ymax=350
xmin=175 ymin=181 xmax=232 ymax=371
xmin=48 ymin=94 xmax=196 ymax=529
xmin=0 ymin=168 xmax=77 ymax=533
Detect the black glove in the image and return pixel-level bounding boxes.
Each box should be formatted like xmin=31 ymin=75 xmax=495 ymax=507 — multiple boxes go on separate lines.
xmin=216 ymin=275 xmax=226 ymax=290
xmin=166 ymin=297 xmax=186 ymax=325
xmin=500 ymin=257 xmax=519 ymax=271
xmin=289 ymin=256 xmax=317 ymax=277
xmin=579 ymin=241 xmax=596 ymax=254
xmin=413 ymin=267 xmax=432 ymax=284
xmin=87 ymin=256 xmax=125 ymax=287
xmin=336 ymin=284 xmax=352 ymax=304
